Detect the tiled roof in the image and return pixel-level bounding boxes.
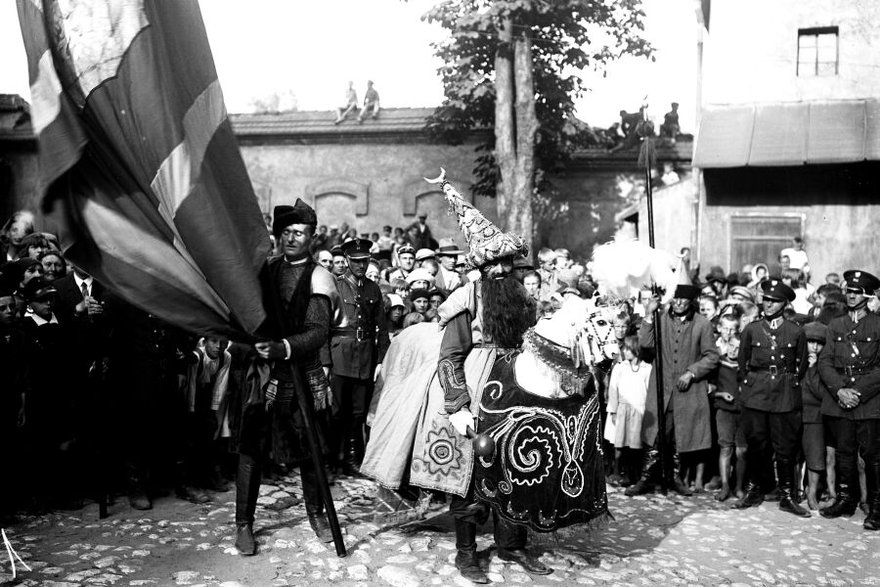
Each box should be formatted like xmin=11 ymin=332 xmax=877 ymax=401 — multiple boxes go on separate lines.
xmin=230 ymin=107 xmax=439 ymax=139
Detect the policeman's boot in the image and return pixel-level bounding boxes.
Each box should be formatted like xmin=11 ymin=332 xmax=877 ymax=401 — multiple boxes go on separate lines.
xmin=625 ymin=448 xmax=659 ymax=496
xmin=454 ymin=519 xmax=488 ymax=584
xmin=776 ymin=459 xmax=811 ymax=518
xmin=732 ymin=481 xmax=764 ymax=509
xmin=863 ymin=464 xmax=880 ymax=531
xmin=672 ymin=453 xmax=693 ymax=496
xmin=234 ymin=456 xmax=262 ymax=555
xmin=820 ymin=483 xmax=859 ymax=518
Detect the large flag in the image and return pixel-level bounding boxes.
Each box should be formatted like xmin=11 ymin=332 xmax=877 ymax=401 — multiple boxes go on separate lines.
xmin=17 ymin=0 xmax=271 ymax=338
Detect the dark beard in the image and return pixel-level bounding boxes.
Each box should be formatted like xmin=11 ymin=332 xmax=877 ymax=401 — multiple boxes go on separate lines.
xmin=481 ymin=275 xmax=536 ymax=348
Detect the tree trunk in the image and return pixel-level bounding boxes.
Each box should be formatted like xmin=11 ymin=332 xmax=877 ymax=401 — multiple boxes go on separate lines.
xmin=494 ymin=19 xmax=516 ymax=234
xmin=494 ymin=19 xmax=536 ymax=257
xmin=512 ymin=30 xmax=536 ymax=255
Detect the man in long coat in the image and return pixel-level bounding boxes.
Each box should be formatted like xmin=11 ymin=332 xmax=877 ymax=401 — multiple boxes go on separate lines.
xmin=626 ymin=284 xmax=719 ymax=496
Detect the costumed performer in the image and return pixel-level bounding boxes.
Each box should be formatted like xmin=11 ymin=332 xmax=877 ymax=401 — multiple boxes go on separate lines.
xmin=232 ymin=199 xmax=338 ymax=555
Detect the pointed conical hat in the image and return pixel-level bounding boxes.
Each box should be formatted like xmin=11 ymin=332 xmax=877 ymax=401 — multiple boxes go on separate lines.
xmin=424 ymin=169 xmax=526 ymax=267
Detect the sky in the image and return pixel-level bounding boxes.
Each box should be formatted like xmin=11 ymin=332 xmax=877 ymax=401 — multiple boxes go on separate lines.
xmin=0 ymin=0 xmax=698 ymax=130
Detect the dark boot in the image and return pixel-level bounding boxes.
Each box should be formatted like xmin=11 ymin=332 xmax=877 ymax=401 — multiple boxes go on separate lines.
xmin=776 ymin=459 xmax=810 ymax=518
xmin=209 ymin=465 xmax=231 ymax=492
xmin=343 ymin=420 xmax=365 ymax=477
xmin=127 ymin=465 xmax=152 ymax=511
xmin=863 ymin=464 xmax=880 ymax=531
xmin=497 ymin=548 xmax=552 ymax=575
xmin=625 ymin=448 xmax=658 ymax=497
xmin=454 ymin=519 xmax=488 ymax=584
xmin=672 ymin=453 xmax=693 ymax=496
xmin=820 ymin=484 xmax=858 ymax=518
xmin=732 ymin=482 xmax=764 ymax=509
xmin=234 ymin=456 xmax=262 ymax=555
xmin=175 ymin=461 xmax=210 ymax=504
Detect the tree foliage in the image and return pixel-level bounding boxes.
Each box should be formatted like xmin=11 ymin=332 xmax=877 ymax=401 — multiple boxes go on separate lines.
xmin=423 ymin=0 xmax=652 ymax=199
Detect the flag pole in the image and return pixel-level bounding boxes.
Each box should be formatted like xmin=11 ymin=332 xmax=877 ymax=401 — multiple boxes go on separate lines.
xmin=641 ymin=124 xmax=670 ymax=494
xmin=292 ymin=378 xmax=347 ymax=556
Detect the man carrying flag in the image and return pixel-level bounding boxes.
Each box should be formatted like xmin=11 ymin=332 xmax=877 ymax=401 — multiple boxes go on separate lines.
xmin=234 ymin=200 xmax=339 ymax=554
xmin=17 ymin=0 xmax=346 ymax=555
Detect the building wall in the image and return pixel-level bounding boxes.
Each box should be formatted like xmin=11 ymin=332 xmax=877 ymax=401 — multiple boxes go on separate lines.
xmin=635 ymin=176 xmax=696 ymax=257
xmin=1 ymin=150 xmax=39 ymax=223
xmin=238 ymin=141 xmax=497 ymax=245
xmin=703 ymin=0 xmax=880 ymax=105
xmin=238 ymin=141 xmax=672 ymax=261
xmin=699 ymin=191 xmax=880 ymax=281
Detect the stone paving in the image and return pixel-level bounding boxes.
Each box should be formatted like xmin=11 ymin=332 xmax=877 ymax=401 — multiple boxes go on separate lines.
xmin=2 ymin=474 xmax=879 ymax=586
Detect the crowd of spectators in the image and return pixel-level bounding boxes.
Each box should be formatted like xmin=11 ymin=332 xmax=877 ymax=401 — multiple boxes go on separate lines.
xmin=599 ymin=237 xmax=877 ymax=528
xmin=1 ymin=206 xmax=873 ymax=529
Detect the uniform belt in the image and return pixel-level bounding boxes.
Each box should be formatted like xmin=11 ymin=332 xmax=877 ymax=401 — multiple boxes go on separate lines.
xmin=331 ymin=327 xmax=370 ymax=342
xmin=751 ymin=366 xmax=796 ymax=376
xmin=837 ymin=365 xmax=870 ymax=378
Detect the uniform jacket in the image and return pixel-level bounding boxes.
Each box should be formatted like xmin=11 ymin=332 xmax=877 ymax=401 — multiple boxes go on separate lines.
xmin=738 ymin=318 xmax=807 ymax=412
xmin=330 ymin=270 xmax=390 ymax=379
xmin=639 ymin=310 xmax=719 ymax=452
xmin=818 ymin=311 xmax=880 ymax=420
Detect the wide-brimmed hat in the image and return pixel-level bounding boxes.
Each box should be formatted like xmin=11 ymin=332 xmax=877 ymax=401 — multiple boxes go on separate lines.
xmin=435 ymin=238 xmax=464 ymax=256
xmin=415 ymin=248 xmax=436 ymax=262
xmin=705 ymin=265 xmax=727 ymax=284
xmin=425 ymin=168 xmax=526 ymax=268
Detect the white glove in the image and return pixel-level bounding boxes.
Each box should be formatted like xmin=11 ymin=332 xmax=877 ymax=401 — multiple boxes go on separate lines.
xmin=449 ymin=410 xmax=474 ymax=437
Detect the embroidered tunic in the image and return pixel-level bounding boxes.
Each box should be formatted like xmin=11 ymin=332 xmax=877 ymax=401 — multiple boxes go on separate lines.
xmin=474 ymin=352 xmax=608 ymax=532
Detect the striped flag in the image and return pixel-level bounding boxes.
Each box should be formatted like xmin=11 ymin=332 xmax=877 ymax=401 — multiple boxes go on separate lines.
xmin=17 ymin=0 xmax=271 ymax=338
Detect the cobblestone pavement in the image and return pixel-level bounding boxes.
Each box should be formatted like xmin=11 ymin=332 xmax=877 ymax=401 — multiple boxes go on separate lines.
xmin=2 ymin=474 xmax=879 ymax=586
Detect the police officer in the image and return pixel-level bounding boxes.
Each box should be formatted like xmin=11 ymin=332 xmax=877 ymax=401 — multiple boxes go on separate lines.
xmin=734 ymin=279 xmax=809 ymax=516
xmin=818 ymin=270 xmax=880 ymax=531
xmin=329 ymin=238 xmax=390 ymax=475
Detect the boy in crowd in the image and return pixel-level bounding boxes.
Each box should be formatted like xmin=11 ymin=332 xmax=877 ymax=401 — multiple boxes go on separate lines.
xmin=713 ymin=314 xmax=746 ymax=502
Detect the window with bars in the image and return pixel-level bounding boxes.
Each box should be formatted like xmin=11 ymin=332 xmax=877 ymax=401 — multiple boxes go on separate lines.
xmin=797 ymin=27 xmax=838 ymax=77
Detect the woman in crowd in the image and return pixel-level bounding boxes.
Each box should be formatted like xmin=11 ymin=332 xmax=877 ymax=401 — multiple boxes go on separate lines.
xmin=40 ymin=250 xmax=67 ymax=282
